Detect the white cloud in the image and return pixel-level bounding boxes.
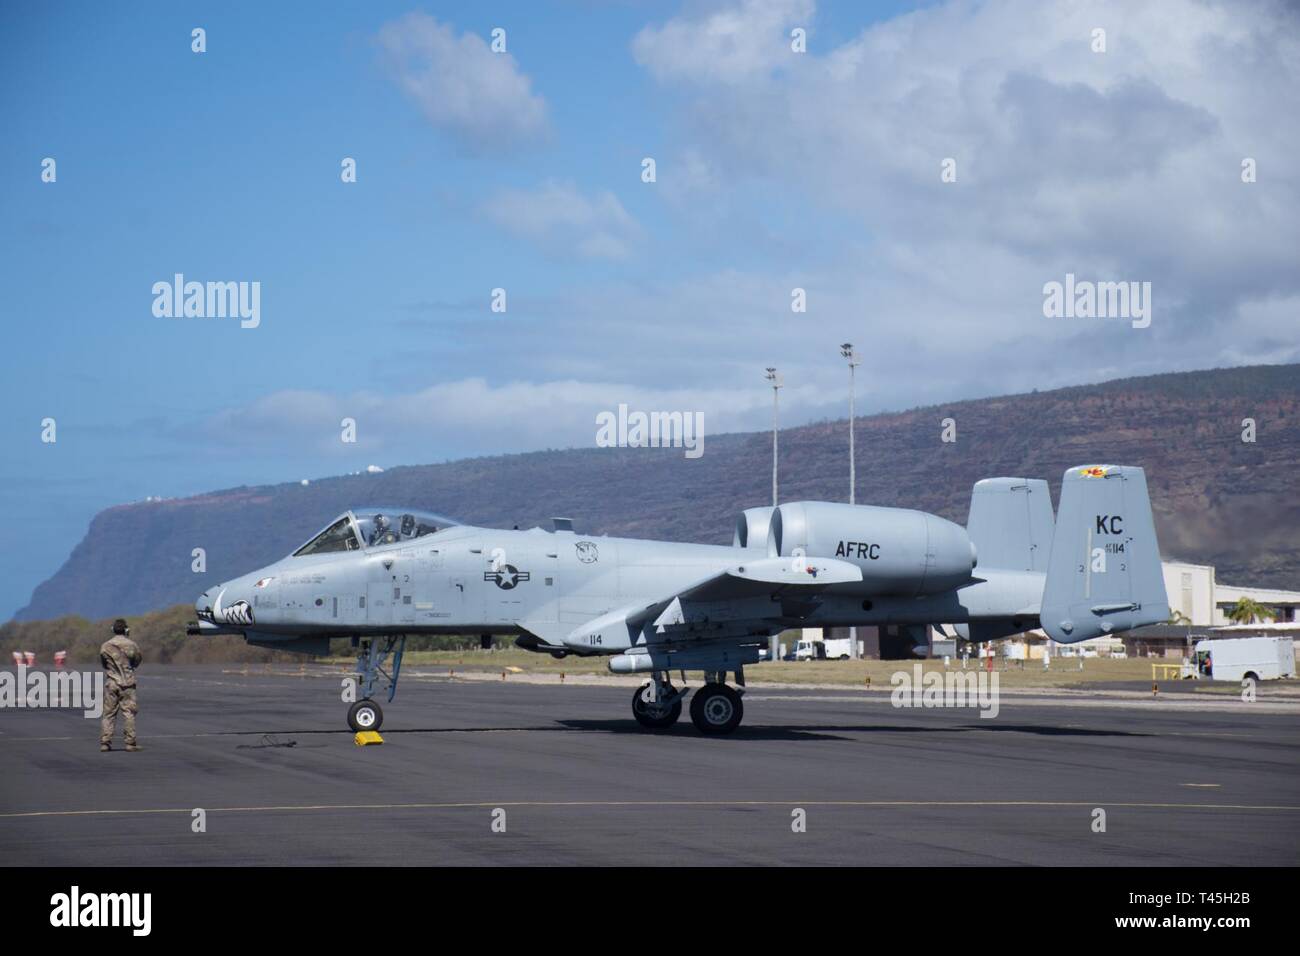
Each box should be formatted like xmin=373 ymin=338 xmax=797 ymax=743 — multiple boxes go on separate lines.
xmin=480 ymin=181 xmax=642 ymax=259
xmin=192 ymin=377 xmax=828 ymax=459
xmin=189 ymin=1 xmax=1300 ymax=469
xmin=632 ymin=0 xmax=1300 ymax=378
xmin=376 ymin=12 xmax=548 ymax=150
xmin=633 ymin=0 xmax=814 ymax=85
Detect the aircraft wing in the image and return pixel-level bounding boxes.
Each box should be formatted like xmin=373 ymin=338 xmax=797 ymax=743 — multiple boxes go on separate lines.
xmin=566 ymin=556 xmax=862 ymax=647
xmin=653 ymin=554 xmax=860 ymax=606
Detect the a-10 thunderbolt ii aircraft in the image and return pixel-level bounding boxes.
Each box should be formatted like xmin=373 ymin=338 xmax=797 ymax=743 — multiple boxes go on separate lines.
xmin=191 ymin=464 xmax=1168 ymax=735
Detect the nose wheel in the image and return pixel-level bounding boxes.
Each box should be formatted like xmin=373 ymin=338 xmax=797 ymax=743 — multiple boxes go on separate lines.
xmin=347 ymin=699 xmax=383 ymax=732
xmin=689 ymin=683 xmax=743 ymax=735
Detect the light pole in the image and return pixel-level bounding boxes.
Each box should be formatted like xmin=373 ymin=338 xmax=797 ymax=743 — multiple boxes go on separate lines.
xmin=841 ymin=343 xmax=859 ymax=505
xmin=764 ymin=367 xmax=782 ymax=508
xmin=765 ymin=367 xmax=783 ymax=665
xmin=840 ymin=344 xmax=861 ymax=658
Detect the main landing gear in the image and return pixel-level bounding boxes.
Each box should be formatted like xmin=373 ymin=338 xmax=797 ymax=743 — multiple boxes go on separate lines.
xmin=346 ymin=635 xmax=406 ymax=732
xmin=690 ymin=680 xmax=744 ymax=735
xmin=631 ymin=675 xmax=685 ymax=730
xmin=631 ymin=668 xmax=746 ymax=735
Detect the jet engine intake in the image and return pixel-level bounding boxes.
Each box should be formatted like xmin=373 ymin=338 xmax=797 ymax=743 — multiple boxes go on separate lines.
xmin=733 ymin=506 xmax=775 ymax=549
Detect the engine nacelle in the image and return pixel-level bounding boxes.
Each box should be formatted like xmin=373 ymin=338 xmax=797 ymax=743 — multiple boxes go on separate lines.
xmin=767 ymin=501 xmax=977 ymax=597
xmin=733 ymin=506 xmax=775 ymax=549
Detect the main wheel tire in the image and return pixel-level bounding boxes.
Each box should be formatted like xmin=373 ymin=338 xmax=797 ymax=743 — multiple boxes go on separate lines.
xmin=632 ymin=683 xmax=681 ymax=730
xmin=689 ymin=684 xmax=743 ymax=735
xmin=348 ymin=699 xmax=383 ymax=732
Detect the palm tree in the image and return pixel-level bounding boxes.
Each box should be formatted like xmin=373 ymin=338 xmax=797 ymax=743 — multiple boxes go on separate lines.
xmin=1225 ymin=598 xmax=1276 ymax=625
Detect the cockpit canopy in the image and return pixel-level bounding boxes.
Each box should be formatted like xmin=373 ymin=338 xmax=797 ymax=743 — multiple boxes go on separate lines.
xmin=292 ymin=508 xmax=458 ymax=556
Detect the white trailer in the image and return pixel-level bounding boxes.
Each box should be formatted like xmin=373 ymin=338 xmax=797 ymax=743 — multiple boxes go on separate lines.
xmin=785 ymin=636 xmax=861 ymax=660
xmin=1192 ymin=637 xmax=1296 ymax=682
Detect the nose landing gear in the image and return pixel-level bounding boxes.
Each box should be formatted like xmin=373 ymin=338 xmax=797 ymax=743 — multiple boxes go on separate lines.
xmin=347 ymin=635 xmax=405 ymax=732
xmin=347 ymin=699 xmax=383 ymax=732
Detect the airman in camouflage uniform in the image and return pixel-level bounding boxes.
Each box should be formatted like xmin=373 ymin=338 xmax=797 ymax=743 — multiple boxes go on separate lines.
xmin=100 ymin=619 xmax=142 ymax=752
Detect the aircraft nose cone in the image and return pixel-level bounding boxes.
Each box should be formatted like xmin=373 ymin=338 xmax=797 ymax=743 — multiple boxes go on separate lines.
xmin=202 ymin=580 xmax=256 ymax=627
xmin=196 ymin=583 xmax=234 ymax=614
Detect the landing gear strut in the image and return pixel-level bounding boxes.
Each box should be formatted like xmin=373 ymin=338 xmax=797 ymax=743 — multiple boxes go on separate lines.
xmin=347 ymin=635 xmax=406 ymax=732
xmin=631 ymin=672 xmax=685 ymax=730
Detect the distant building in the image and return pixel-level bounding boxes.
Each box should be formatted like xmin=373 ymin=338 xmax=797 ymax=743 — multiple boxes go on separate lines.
xmin=1073 ymin=561 xmax=1300 ymax=659
xmin=1162 ymin=560 xmax=1300 ymax=626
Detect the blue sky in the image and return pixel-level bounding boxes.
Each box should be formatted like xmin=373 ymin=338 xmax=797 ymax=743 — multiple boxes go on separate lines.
xmin=2 ymin=0 xmax=1298 ymax=620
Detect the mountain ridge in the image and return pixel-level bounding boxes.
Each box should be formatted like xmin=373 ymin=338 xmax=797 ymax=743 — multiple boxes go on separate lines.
xmin=16 ymin=363 xmax=1300 ymax=622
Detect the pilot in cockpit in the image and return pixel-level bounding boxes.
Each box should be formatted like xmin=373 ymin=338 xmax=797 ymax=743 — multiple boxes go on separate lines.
xmin=369 ymin=513 xmax=390 ymax=546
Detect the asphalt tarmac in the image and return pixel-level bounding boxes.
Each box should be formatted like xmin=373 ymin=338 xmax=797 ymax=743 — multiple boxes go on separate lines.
xmin=2 ymin=665 xmax=1298 ymax=866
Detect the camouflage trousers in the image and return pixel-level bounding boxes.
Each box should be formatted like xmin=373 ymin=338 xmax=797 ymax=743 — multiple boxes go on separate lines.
xmin=100 ymin=682 xmax=138 ymax=745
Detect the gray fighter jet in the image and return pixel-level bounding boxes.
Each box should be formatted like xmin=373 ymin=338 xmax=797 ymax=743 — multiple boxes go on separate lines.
xmin=190 ymin=464 xmax=1168 ymax=734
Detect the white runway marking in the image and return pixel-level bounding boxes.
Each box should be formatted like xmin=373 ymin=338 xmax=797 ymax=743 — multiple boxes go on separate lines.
xmin=2 ymin=799 xmax=1298 ymax=820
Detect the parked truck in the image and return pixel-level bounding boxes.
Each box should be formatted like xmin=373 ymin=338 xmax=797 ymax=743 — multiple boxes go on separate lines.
xmin=1192 ymin=636 xmax=1296 ymax=682
xmin=785 ymin=636 xmax=861 ymax=661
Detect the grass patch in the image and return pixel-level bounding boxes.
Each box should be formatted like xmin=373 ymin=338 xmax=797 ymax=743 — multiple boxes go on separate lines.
xmin=334 ymin=648 xmax=1196 ymax=687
